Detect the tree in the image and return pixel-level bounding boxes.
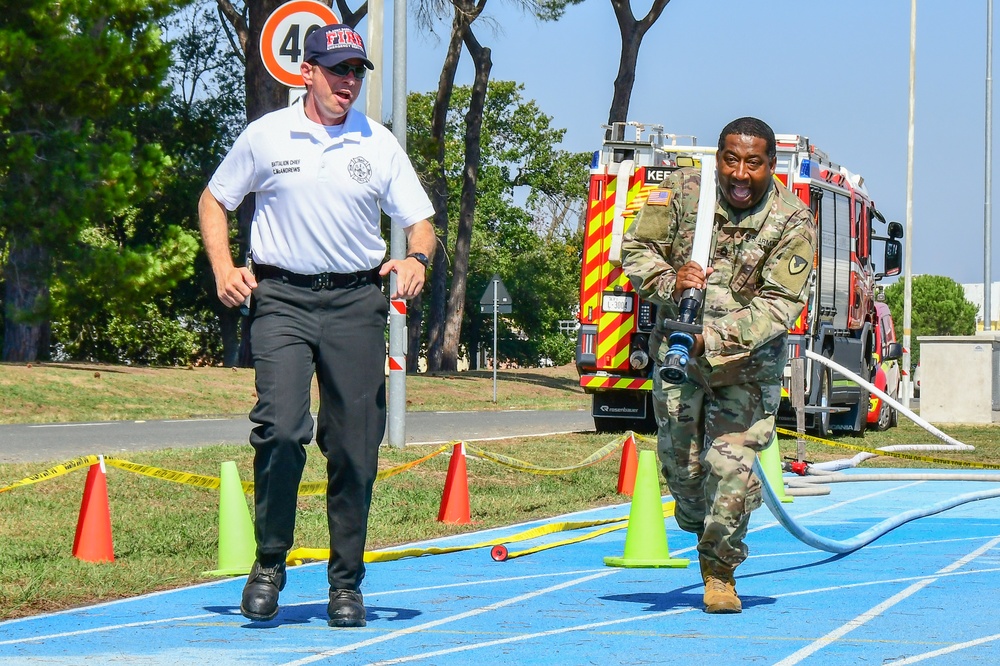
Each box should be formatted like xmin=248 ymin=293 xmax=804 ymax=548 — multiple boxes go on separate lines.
xmin=0 ymin=0 xmax=192 ymax=361
xmin=606 ymin=0 xmax=673 ymax=126
xmin=883 ymin=275 xmax=978 ymax=368
xmin=408 ymin=81 xmax=589 ymax=367
xmin=416 ymin=0 xmax=582 ymax=372
xmin=25 ymin=3 xmax=244 ymax=366
xmin=144 ymin=4 xmax=248 ymax=365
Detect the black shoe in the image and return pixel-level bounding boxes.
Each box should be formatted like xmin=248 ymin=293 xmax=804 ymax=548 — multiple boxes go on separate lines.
xmin=240 ymin=560 xmax=286 ymax=621
xmin=327 ymin=589 xmax=366 ymax=627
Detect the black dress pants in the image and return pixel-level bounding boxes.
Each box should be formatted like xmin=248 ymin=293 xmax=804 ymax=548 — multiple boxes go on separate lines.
xmin=248 ymin=275 xmax=387 ymax=590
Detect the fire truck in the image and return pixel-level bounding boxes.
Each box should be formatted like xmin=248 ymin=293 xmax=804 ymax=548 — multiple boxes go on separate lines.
xmin=575 ymin=122 xmax=903 ymax=436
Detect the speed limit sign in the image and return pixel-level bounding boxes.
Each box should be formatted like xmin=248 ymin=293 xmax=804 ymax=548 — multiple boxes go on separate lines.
xmin=260 ymin=0 xmax=340 ymax=87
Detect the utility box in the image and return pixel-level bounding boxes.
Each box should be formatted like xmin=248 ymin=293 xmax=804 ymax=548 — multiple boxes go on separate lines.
xmin=918 ymin=334 xmax=1000 ymax=424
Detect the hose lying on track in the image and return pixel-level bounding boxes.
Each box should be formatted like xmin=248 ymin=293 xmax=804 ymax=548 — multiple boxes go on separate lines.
xmin=804 ymin=349 xmax=974 ymax=466
xmin=755 ymin=457 xmax=1000 ymax=554
xmin=785 ymin=348 xmax=976 ymax=483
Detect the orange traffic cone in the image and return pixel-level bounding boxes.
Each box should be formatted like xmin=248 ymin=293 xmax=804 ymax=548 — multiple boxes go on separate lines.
xmin=72 ymin=457 xmax=115 ymax=563
xmin=617 ymin=432 xmax=639 ymax=496
xmin=438 ymin=442 xmax=471 ymax=524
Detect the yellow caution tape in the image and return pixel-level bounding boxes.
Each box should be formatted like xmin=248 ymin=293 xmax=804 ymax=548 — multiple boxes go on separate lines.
xmin=0 ymin=455 xmax=101 ymax=494
xmin=285 ymin=501 xmax=677 ymax=565
xmin=377 ymin=443 xmax=453 ymax=481
xmin=776 ymin=427 xmax=1000 ymax=470
xmin=499 ymin=502 xmax=676 ymax=561
xmin=0 ymin=437 xmax=625 ymax=495
xmin=103 ymin=458 xmax=232 ymax=491
xmin=0 ymin=443 xmax=456 ymax=496
xmin=465 ymin=436 xmax=625 ymax=475
xmin=297 ymin=443 xmax=454 ymax=495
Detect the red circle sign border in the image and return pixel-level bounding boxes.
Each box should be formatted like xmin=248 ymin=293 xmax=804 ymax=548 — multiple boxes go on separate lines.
xmin=260 ymin=0 xmax=339 ymax=88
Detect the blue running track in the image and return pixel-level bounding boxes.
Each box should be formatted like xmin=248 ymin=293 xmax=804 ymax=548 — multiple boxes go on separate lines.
xmin=2 ymin=468 xmax=999 ymax=665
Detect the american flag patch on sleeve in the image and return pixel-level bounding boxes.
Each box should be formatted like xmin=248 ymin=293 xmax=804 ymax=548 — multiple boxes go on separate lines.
xmin=646 ymin=188 xmax=673 ymax=206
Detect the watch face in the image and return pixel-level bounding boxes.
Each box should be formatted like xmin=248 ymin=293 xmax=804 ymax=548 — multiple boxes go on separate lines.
xmin=408 ymin=253 xmax=429 ymax=267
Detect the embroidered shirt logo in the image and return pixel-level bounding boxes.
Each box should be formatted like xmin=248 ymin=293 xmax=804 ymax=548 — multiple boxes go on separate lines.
xmin=348 ymin=156 xmax=372 ymax=184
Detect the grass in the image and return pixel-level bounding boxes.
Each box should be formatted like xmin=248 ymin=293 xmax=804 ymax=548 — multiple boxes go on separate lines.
xmin=0 ymin=361 xmax=590 ymax=424
xmin=0 ymin=433 xmax=627 ymax=620
xmin=2 ymin=361 xmax=999 ymax=621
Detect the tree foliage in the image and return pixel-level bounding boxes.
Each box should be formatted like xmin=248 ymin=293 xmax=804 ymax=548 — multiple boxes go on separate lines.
xmin=408 ymin=81 xmax=588 ymax=367
xmin=414 ymin=0 xmax=585 ymax=372
xmin=0 ymin=0 xmax=195 ymax=361
xmin=883 ymin=274 xmax=979 ymax=367
xmin=42 ymin=2 xmax=244 ymax=366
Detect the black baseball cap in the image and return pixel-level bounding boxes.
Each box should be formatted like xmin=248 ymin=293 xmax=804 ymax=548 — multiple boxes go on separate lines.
xmin=304 ymin=24 xmax=374 ymax=70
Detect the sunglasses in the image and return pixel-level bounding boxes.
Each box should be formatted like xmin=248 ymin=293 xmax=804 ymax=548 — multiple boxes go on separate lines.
xmin=321 ymin=62 xmax=367 ymax=79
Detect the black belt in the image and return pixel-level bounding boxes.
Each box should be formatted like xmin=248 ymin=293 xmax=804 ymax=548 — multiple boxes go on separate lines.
xmin=254 ymin=264 xmax=380 ymax=290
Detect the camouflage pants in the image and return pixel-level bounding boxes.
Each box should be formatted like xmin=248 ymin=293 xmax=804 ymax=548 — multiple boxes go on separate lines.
xmin=652 ymin=374 xmax=779 ymax=569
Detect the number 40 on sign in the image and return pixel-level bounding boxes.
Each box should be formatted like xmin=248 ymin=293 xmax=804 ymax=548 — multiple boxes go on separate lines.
xmin=259 ymin=0 xmax=339 ymax=88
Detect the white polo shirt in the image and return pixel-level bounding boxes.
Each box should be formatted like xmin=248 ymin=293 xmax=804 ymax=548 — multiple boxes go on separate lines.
xmin=209 ymin=102 xmax=434 ymax=274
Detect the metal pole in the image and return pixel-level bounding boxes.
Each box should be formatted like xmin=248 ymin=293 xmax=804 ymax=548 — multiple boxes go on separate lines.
xmin=492 ymin=279 xmax=498 ymax=403
xmin=902 ymin=0 xmax=916 ymax=404
xmin=387 ymin=0 xmax=407 ymax=448
xmin=986 ymin=0 xmax=994 ymax=331
xmin=365 ymin=0 xmax=383 ymax=121
xmin=791 ymin=356 xmax=806 ymax=463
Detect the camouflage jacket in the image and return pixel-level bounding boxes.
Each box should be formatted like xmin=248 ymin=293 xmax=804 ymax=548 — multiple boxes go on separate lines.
xmin=621 ymin=166 xmax=816 ymax=387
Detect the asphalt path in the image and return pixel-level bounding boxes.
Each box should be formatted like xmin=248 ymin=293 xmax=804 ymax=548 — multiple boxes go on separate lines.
xmin=0 ymin=409 xmax=596 ymax=464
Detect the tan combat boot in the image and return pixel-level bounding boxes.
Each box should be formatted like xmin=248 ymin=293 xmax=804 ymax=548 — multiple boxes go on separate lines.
xmin=700 ymin=557 xmax=742 ymax=614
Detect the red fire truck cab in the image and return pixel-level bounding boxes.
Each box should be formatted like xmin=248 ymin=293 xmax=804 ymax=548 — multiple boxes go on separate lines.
xmin=575 ymin=123 xmax=904 ymax=436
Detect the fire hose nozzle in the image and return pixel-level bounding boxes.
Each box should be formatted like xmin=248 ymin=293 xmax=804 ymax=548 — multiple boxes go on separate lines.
xmin=659 ymin=331 xmax=695 ymax=384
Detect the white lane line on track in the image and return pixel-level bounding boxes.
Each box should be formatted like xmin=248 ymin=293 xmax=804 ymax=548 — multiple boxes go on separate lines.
xmin=771 ymin=535 xmax=1000 ymax=666
xmin=368 ymin=564 xmax=1000 ymax=665
xmin=278 ymin=570 xmax=618 ymax=666
xmin=280 ymin=568 xmax=611 ymax=607
xmin=752 ymin=534 xmax=993 ymax=559
xmin=772 ymin=565 xmax=1000 ymax=599
xmin=883 ymin=632 xmax=1000 ymax=664
xmin=367 ymin=607 xmax=698 ymax=665
xmin=0 ymin=614 xmax=220 ymax=646
xmin=0 ymin=570 xmax=609 ymax=646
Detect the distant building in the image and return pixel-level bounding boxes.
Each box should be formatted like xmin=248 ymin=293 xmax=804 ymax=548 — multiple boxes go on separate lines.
xmin=961 ymin=282 xmax=1000 ymax=330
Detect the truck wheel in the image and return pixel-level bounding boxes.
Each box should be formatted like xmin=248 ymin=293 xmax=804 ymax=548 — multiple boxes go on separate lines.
xmin=849 ymin=395 xmax=869 ymax=436
xmin=872 ymin=400 xmax=894 ymax=431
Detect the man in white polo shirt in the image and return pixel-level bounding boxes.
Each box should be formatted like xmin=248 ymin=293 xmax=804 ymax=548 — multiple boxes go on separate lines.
xmin=198 ymin=23 xmax=435 ymax=628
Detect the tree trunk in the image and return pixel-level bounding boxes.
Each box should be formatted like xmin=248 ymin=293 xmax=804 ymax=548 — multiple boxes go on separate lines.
xmin=2 ymin=237 xmax=49 ymax=362
xmin=426 ymin=9 xmax=475 ymax=372
xmin=440 ymin=27 xmax=491 ymax=371
xmin=215 ymin=0 xmax=297 ymax=367
xmin=607 ymin=0 xmax=673 ymax=126
xmin=244 ymin=0 xmax=289 ymax=122
xmin=219 ymin=307 xmax=243 ymax=367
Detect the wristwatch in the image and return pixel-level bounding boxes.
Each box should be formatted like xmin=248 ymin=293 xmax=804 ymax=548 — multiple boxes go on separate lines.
xmin=406 ymin=252 xmax=430 ymax=269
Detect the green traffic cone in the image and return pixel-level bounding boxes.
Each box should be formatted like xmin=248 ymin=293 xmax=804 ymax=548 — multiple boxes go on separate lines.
xmin=759 ymin=432 xmax=794 ymax=504
xmin=604 ymin=450 xmax=689 ymax=568
xmin=203 ymin=461 xmax=256 ymax=576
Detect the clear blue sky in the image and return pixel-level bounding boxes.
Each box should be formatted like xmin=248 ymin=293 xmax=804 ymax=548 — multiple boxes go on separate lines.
xmin=362 ymin=0 xmax=997 ymax=286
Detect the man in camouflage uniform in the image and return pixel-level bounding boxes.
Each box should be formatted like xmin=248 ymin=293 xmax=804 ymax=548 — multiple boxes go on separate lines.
xmin=621 ymin=117 xmax=815 ymax=613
